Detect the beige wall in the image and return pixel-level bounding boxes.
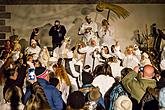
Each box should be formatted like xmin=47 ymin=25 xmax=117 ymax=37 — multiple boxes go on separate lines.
xmin=6 ymin=4 xmax=165 ymax=51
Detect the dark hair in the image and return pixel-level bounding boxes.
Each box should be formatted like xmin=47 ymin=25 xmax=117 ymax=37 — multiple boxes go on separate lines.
xmin=93 ymin=63 xmax=113 ymax=77
xmin=121 ymin=68 xmax=132 ymax=79
xmin=5 ymin=86 xmax=22 ymax=110
xmin=67 ymin=91 xmax=85 ymax=109
xmin=103 ymin=46 xmax=109 ymax=54
xmin=111 ymin=45 xmax=115 ymax=53
xmin=57 ymin=58 xmax=63 ymax=67
xmin=55 ymin=20 xmax=60 ymax=23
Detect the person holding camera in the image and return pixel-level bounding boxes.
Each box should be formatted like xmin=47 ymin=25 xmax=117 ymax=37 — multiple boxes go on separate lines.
xmin=49 ymin=20 xmax=66 ymax=50
xmin=122 ymin=65 xmax=156 ymax=103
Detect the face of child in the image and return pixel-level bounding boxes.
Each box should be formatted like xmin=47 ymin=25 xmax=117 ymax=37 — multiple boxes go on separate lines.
xmin=127 ymin=48 xmax=133 ymax=55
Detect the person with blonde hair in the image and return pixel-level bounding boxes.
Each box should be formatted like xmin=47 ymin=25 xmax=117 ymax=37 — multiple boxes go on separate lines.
xmin=122 ymin=45 xmax=140 ymax=69
xmin=53 ymin=58 xmax=71 ymax=104
xmin=38 ymin=46 xmax=50 ymax=67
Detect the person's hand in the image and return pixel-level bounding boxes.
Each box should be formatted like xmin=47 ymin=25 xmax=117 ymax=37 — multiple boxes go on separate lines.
xmin=26 ymin=74 xmax=37 ymax=84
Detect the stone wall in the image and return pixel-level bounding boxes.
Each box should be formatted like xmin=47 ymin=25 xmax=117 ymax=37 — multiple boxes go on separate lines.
xmin=6 ymin=4 xmax=165 ymax=50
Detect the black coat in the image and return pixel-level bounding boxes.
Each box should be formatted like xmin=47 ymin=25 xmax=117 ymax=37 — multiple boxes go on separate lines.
xmin=49 ymin=25 xmax=66 ymax=44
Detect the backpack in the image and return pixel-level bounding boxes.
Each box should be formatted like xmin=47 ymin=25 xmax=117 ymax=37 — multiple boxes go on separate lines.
xmin=104 ymin=83 xmax=128 ymax=110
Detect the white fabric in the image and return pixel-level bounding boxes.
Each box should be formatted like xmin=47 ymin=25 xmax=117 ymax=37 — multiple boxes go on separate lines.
xmin=0 ymin=102 xmax=24 ymax=110
xmin=0 ymin=60 xmax=4 ymax=68
xmin=109 ymin=62 xmax=124 ymax=78
xmin=123 ymin=55 xmax=140 ymax=69
xmin=57 ymin=78 xmax=70 ymax=104
xmin=69 ymin=59 xmax=80 ymax=77
xmin=38 ymin=48 xmax=50 ymax=67
xmin=160 ymin=60 xmax=165 ymax=70
xmin=79 ymin=21 xmax=98 ymax=34
xmin=159 ymin=87 xmax=165 ymax=108
xmin=92 ymin=75 xmax=115 ymax=97
xmin=27 ymin=61 xmax=35 ymax=68
xmin=78 ymin=45 xmax=100 ymax=69
xmin=140 ymin=58 xmax=151 ymax=66
xmin=134 ymin=49 xmax=141 ymax=61
xmin=98 ymin=25 xmax=115 ymax=46
xmin=68 ymin=74 xmax=78 ymax=92
xmin=12 ymin=51 xmax=20 ymax=61
xmin=26 ymin=46 xmax=41 ymax=60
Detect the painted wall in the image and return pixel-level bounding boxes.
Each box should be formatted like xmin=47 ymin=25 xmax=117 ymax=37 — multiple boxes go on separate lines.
xmin=6 ymin=4 xmax=165 ymax=51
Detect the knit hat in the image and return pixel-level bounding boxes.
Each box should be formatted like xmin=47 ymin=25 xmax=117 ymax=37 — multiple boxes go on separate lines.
xmin=88 ymin=87 xmax=101 ymax=101
xmin=159 ymin=87 xmax=165 ymax=107
xmin=160 ymin=60 xmax=165 ymax=70
xmin=114 ymin=95 xmax=132 ymax=110
xmin=67 ymin=91 xmax=85 ymax=109
xmin=35 ymin=67 xmax=49 ymax=79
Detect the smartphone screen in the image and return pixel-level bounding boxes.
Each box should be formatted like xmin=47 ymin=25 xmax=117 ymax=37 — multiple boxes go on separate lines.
xmin=28 ymin=68 xmax=35 ymax=80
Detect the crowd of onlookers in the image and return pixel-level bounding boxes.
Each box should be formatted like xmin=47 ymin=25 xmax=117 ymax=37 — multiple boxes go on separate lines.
xmin=0 ymin=15 xmax=165 ymax=110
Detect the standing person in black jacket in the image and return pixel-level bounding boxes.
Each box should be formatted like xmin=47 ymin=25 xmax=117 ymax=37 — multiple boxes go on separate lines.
xmin=49 ymin=20 xmax=66 ymax=50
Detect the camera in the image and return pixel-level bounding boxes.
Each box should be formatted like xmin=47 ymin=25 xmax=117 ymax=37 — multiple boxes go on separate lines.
xmin=139 ymin=66 xmax=144 ymax=73
xmin=28 ymin=68 xmax=35 ymax=80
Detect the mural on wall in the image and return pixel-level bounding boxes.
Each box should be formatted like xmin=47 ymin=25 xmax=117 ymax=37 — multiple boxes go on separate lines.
xmin=6 ymin=4 xmax=165 ymax=50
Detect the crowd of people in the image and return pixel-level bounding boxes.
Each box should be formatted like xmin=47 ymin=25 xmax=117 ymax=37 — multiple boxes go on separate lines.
xmin=0 ymin=15 xmax=165 ymax=110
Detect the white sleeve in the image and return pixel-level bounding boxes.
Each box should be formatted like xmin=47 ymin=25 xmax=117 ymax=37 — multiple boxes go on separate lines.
xmin=69 ymin=61 xmax=79 ymax=77
xmin=78 ymin=46 xmax=89 ymax=54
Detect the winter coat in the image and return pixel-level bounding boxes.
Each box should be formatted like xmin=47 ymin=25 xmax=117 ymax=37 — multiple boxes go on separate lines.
xmin=24 ymin=78 xmax=63 ymax=110
xmin=122 ymin=70 xmax=156 ymax=103
xmin=49 ymin=25 xmax=66 ymax=44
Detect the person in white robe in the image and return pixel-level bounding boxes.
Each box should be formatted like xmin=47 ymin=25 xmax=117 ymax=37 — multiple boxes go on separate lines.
xmin=98 ymin=19 xmax=115 ymax=46
xmin=79 ymin=15 xmax=98 ymax=35
xmin=140 ymin=52 xmax=151 ymax=66
xmin=25 ymin=39 xmax=41 ymax=60
xmin=122 ymin=45 xmax=140 ymax=69
xmin=38 ymin=46 xmax=50 ymax=67
xmin=78 ymin=39 xmax=100 ymax=71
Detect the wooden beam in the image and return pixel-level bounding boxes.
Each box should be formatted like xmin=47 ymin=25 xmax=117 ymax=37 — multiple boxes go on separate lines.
xmin=0 ymin=0 xmax=165 ymax=4
xmin=0 ymin=20 xmax=5 ymax=25
xmin=0 ymin=26 xmax=11 ymax=32
xmin=0 ymin=12 xmax=11 ymax=19
xmin=0 ymin=6 xmax=5 ymax=12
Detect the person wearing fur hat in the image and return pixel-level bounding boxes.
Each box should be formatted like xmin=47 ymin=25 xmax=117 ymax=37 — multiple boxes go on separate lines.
xmin=23 ymin=67 xmax=63 ymax=110
xmin=25 ymin=39 xmax=41 ymax=60
xmin=114 ymin=95 xmax=132 ymax=110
